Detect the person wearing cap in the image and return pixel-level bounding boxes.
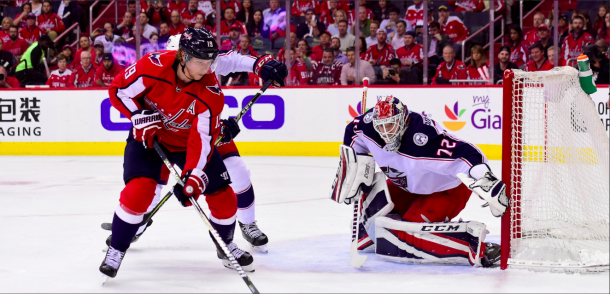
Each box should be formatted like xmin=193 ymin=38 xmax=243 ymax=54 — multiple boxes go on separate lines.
xmin=46 ymin=53 xmax=72 ymax=88
xmin=364 ymin=28 xmax=396 ymax=68
xmin=37 ymin=0 xmax=65 ymax=41
xmin=525 ymin=41 xmax=553 ymax=72
xmin=168 ymin=10 xmax=187 ymax=36
xmin=220 ymin=7 xmax=246 ymax=37
xmin=396 ymin=31 xmax=424 ymax=68
xmin=20 ymin=13 xmax=44 ymax=44
xmin=92 ymin=41 xmax=105 ymax=67
xmin=493 ymin=45 xmax=518 ymax=83
xmin=4 ymin=25 xmax=29 ymax=59
xmin=311 ymin=30 xmax=331 ymax=62
xmin=558 ymin=14 xmax=570 ymax=41
xmin=536 ymin=24 xmax=552 ymax=53
xmin=523 ymin=12 xmax=545 ymax=48
xmin=221 ymin=24 xmax=242 ymax=52
xmin=96 ymin=53 xmax=124 ymax=87
xmin=438 ymin=5 xmax=469 ymax=45
xmin=14 ymin=34 xmax=52 ymax=85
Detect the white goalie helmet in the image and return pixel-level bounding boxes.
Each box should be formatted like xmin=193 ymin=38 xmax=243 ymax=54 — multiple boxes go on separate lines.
xmin=372 ymin=96 xmax=409 ymax=152
xmin=166 ymin=34 xmax=181 ymax=50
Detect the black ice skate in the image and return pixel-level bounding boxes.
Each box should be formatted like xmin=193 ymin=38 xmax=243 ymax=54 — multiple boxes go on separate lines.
xmin=481 ymin=242 xmax=501 ymax=268
xmin=238 ymin=221 xmax=269 ymax=253
xmin=105 ymin=219 xmax=153 ymax=246
xmin=99 ymin=246 xmax=126 ymax=278
xmin=217 ymin=242 xmax=255 ymax=272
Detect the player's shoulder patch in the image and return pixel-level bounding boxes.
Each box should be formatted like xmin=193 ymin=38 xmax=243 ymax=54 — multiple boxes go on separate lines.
xmin=457 ymin=64 xmax=465 ymax=69
xmin=363 ymin=112 xmax=374 ymax=124
xmin=147 ymin=52 xmax=166 ymax=67
xmin=206 ymin=84 xmax=222 ymax=95
xmin=413 ymin=132 xmax=428 ymax=146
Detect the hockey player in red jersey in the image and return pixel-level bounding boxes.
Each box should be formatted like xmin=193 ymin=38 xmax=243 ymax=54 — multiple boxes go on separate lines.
xmin=99 ymin=28 xmax=287 ymax=278
xmin=331 ymin=97 xmax=507 ymax=267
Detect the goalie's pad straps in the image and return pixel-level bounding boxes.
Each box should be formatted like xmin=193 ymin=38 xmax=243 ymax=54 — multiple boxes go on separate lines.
xmin=359 ymin=172 xmax=394 ymax=246
xmin=329 ymin=145 xmax=375 ymax=204
xmin=374 ymin=217 xmax=487 ymax=266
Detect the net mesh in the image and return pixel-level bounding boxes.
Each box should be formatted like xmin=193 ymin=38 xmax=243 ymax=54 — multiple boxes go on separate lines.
xmin=509 ymin=67 xmax=609 ymax=271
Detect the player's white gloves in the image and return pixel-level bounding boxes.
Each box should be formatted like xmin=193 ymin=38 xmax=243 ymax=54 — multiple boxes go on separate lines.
xmin=457 ymin=164 xmax=510 ymax=217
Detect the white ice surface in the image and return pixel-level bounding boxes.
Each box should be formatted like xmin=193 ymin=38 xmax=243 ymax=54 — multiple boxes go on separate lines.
xmin=0 ymin=156 xmax=607 ymax=293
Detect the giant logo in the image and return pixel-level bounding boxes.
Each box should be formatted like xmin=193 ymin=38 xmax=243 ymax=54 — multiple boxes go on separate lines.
xmin=443 ymin=101 xmax=467 ymax=131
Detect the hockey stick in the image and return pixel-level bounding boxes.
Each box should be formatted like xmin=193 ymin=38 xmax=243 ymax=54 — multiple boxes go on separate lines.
xmin=361 ymin=77 xmax=369 ymax=114
xmin=153 ymin=141 xmax=260 ymax=294
xmin=101 ymin=79 xmax=275 ymax=231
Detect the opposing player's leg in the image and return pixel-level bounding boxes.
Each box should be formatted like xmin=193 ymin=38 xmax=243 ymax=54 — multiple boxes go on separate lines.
xmin=218 ymin=141 xmax=269 ymax=253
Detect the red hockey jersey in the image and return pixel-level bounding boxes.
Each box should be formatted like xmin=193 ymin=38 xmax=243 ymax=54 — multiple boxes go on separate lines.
xmin=218 ymin=20 xmax=247 ymax=37
xmin=3 ymin=37 xmax=29 ymax=56
xmin=68 ymin=65 xmax=98 ymax=88
xmin=181 ymin=10 xmax=206 ymax=25
xmin=432 ymin=60 xmax=467 ymax=84
xmin=449 ymin=1 xmax=485 ymax=12
xmin=19 ymin=25 xmax=44 ymax=43
xmin=0 ymin=30 xmax=9 ymax=43
xmin=465 ymin=62 xmax=489 ymax=80
xmin=286 ymin=59 xmax=309 ymax=85
xmin=166 ymin=1 xmax=188 ymax=13
xmin=523 ymin=28 xmax=540 ymax=48
xmin=169 ymin=22 xmax=187 ymax=36
xmin=405 ymin=4 xmax=423 ymax=28
xmin=442 ymin=16 xmax=469 ymax=43
xmin=318 ymin=1 xmax=350 ymax=15
xmin=221 ymin=0 xmax=242 ymax=13
xmin=524 ymin=59 xmax=553 ymax=72
xmin=395 ymin=44 xmax=424 ymax=65
xmin=510 ymin=43 xmax=529 ymax=67
xmin=310 ymin=61 xmax=342 ymax=85
xmin=45 ymin=69 xmax=72 ymax=88
xmin=364 ymin=43 xmax=396 ymax=67
xmin=561 ymin=32 xmax=594 ymax=62
xmin=291 ymin=1 xmax=320 ymax=16
xmin=37 ymin=12 xmax=65 ymax=34
xmin=96 ymin=63 xmax=125 ymax=87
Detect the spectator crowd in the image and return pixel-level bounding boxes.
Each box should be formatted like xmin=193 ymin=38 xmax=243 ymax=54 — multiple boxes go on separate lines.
xmin=0 ymin=0 xmax=608 ymax=89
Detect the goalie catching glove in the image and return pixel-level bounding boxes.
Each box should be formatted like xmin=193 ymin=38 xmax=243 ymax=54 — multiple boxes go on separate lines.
xmin=173 ymin=169 xmax=209 ymax=207
xmin=329 ymin=145 xmax=375 ymax=204
xmin=457 ymin=164 xmax=510 ymax=217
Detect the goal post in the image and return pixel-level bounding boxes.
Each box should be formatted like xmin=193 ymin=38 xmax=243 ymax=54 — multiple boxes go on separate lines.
xmin=501 ymin=67 xmax=609 ymax=273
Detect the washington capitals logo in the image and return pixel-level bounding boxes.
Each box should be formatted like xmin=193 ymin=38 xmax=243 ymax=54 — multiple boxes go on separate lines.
xmin=148 ymin=52 xmax=165 ymax=67
xmin=380 ymin=166 xmax=409 ymax=191
xmin=206 ymin=84 xmax=222 ymax=95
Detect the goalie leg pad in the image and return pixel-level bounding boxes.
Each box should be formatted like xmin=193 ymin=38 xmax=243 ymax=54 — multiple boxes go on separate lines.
xmin=374 ymin=217 xmax=488 ymax=267
xmin=357 ymin=172 xmax=395 ymax=252
xmin=330 ymin=145 xmax=375 ymax=204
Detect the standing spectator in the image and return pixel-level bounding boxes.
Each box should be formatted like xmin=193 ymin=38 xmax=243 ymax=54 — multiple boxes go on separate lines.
xmin=138 ymin=12 xmax=159 ymax=39
xmin=166 ymin=0 xmax=188 ymax=14
xmin=405 ymin=0 xmax=423 ymax=29
xmin=222 ymin=0 xmax=243 ymax=14
xmin=114 ymin=12 xmax=134 ymax=40
xmin=380 ymin=58 xmax=419 ymax=85
xmin=95 ymin=24 xmax=119 ymax=54
xmin=330 ymin=36 xmax=348 ymax=64
xmin=20 ymin=14 xmax=44 ymax=44
xmin=263 ymin=0 xmax=287 ymax=40
xmin=46 ymin=53 xmax=72 ymax=88
xmin=365 ymin=28 xmax=395 ymax=67
xmin=493 ymin=46 xmax=518 ymax=83
xmin=158 ymin=22 xmax=171 ymax=44
xmin=327 ymin=10 xmax=351 ymax=36
xmin=396 ymin=31 xmax=424 ymax=67
xmin=333 ymin=20 xmax=355 ymax=53
xmin=237 ymin=35 xmax=258 ymax=56
xmin=169 ymin=10 xmax=187 ymax=35
xmin=246 ymin=10 xmax=270 ymax=38
xmin=525 ymin=42 xmax=553 ymax=72
xmin=365 ymin=21 xmax=379 ymax=47
xmin=4 ymin=26 xmax=29 ymax=58
xmin=523 ymin=12 xmax=545 ymax=47
xmin=373 ymin=0 xmax=395 ymax=23
xmin=311 ymin=31 xmax=331 ymax=61
xmin=146 ymin=0 xmax=171 ymax=28
xmin=389 ymin=20 xmax=407 ymax=49
xmin=237 ymin=0 xmax=254 ymax=24
xmin=68 ymin=51 xmax=97 ymax=88
xmin=284 ymin=47 xmax=309 ymax=85
xmin=0 ymin=18 xmax=12 ymax=43
xmin=432 ymin=45 xmax=467 ymax=85
xmin=353 ymin=6 xmax=373 ymax=38
xmin=96 ymin=53 xmax=124 ymax=87
xmin=0 ymin=66 xmax=20 ymax=88
xmin=61 ymin=44 xmax=75 ymax=70
xmin=291 ymin=1 xmax=318 ymax=17
xmin=562 ymin=16 xmax=594 ymax=67
xmin=449 ymin=0 xmax=485 ymax=12
xmin=348 ymin=1 xmax=373 ymax=27
xmin=0 ymin=39 xmax=16 ymax=70
xmin=14 ymin=35 xmax=52 ymax=85
xmin=417 ymin=21 xmax=451 ymax=66
xmin=380 ymin=7 xmax=406 ymax=36
xmin=465 ymin=45 xmax=489 ymax=81
xmin=438 ymin=5 xmax=468 ymax=46
xmin=341 ymin=46 xmax=376 ymax=85
xmin=182 ymin=0 xmax=205 ymax=26
xmin=37 ymin=0 xmax=65 ymax=41
xmin=220 ymin=7 xmax=246 ymax=37
xmin=320 ymin=0 xmax=340 ymax=27
xmin=74 ymin=36 xmax=97 ymax=68
xmin=296 ymin=8 xmax=326 ymax=39
xmin=13 ymin=3 xmax=32 ymax=30
xmin=310 ymin=49 xmax=342 ymax=85
xmin=509 ymin=25 xmax=528 ymax=67
xmin=92 ymin=41 xmax=104 ymax=67
xmin=221 ymin=25 xmax=242 ymax=51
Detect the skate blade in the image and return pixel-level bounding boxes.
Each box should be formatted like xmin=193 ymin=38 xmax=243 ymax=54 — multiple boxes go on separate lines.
xmin=101 ymin=275 xmax=110 ymax=286
xmin=251 ymin=244 xmax=268 ymax=253
xmin=222 ymin=259 xmax=255 ymax=272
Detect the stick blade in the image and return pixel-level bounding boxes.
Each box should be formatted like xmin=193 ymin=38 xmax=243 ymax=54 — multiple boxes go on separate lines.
xmin=350 ymin=239 xmax=368 ymax=268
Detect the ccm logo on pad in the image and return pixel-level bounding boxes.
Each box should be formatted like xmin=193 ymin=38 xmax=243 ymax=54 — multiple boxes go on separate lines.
xmin=421 ymin=225 xmax=461 ymax=232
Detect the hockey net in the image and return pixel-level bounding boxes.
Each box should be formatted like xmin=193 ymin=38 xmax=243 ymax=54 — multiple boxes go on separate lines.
xmin=501 ymin=67 xmax=609 ymax=272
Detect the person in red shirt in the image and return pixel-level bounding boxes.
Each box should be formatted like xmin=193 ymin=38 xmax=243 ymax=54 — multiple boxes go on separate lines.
xmin=508 ymin=25 xmax=528 ymax=67
xmin=405 ymin=0 xmax=423 ymax=29
xmin=46 ymin=54 xmax=73 ymax=88
xmin=96 ymin=53 xmax=124 ymax=87
xmin=219 ymin=7 xmax=247 ymax=37
xmin=146 ymin=0 xmax=171 ymax=28
xmin=438 ymin=6 xmax=469 ymax=44
xmin=395 ymin=31 xmax=424 ymax=67
xmin=319 ymin=0 xmax=350 ymax=16
xmin=222 ymin=0 xmax=243 ymax=14
xmin=168 ymin=10 xmax=187 ymax=35
xmin=523 ymin=12 xmax=545 ymax=48
xmin=0 ymin=17 xmax=11 ymax=43
xmin=310 ymin=48 xmax=342 ymax=85
xmin=181 ymin=0 xmax=206 ymax=26
xmin=525 ymin=42 xmax=554 ymax=72
xmin=19 ymin=13 xmax=44 ymax=44
xmin=432 ymin=45 xmax=467 ymax=84
xmin=0 ymin=65 xmax=20 ymax=89
xmin=465 ymin=45 xmax=490 ymax=81
xmin=311 ymin=31 xmax=331 ymax=62
xmin=562 ymin=15 xmax=595 ymax=67
xmin=37 ymin=0 xmax=65 ymax=40
xmin=74 ymin=36 xmax=97 ymax=68
xmin=348 ymin=1 xmax=373 ymax=27
xmin=320 ymin=0 xmax=340 ymax=26
xmin=291 ymin=1 xmax=319 ymax=16
xmin=449 ymin=0 xmax=485 ymax=12
xmin=220 ymin=24 xmax=243 ymax=51
xmin=365 ymin=28 xmax=396 ymax=67
xmin=166 ymin=0 xmax=188 ymax=14
xmin=284 ymin=47 xmax=309 ymax=85
xmin=69 ymin=50 xmax=97 ymax=88
xmin=4 ymin=25 xmax=29 ymax=58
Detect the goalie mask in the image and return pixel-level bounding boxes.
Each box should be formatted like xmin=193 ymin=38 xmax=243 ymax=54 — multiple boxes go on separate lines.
xmin=372 ymin=96 xmax=409 ymax=152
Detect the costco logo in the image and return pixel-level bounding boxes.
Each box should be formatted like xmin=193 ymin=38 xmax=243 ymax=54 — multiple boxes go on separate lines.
xmin=443 ymin=101 xmax=467 ymax=131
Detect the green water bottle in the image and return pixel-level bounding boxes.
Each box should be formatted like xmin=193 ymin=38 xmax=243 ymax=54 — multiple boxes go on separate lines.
xmin=577 ymin=54 xmax=597 ymax=94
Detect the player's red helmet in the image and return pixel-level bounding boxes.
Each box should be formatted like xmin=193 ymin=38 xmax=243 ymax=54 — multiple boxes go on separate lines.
xmin=372 ymin=96 xmax=409 ymax=152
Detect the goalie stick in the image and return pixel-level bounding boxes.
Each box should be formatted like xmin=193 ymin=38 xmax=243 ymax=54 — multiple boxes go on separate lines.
xmin=100 ymin=79 xmax=274 ymax=235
